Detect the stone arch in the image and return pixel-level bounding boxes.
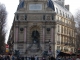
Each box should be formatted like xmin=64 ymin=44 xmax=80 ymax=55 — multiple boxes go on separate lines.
xmin=30 ymin=25 xmax=40 ymax=32
xmin=29 ymin=25 xmax=41 ymax=43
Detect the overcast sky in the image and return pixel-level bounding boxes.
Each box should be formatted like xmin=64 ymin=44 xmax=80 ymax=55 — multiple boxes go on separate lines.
xmin=0 ymin=0 xmax=80 ymax=43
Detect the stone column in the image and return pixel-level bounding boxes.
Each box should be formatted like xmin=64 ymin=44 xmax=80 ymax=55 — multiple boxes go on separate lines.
xmin=43 ymin=26 xmax=45 ymax=43
xmin=24 ymin=27 xmax=27 ymax=42
xmin=15 ymin=26 xmax=18 ymax=42
xmin=51 ymin=26 xmax=54 ymax=42
xmin=51 ymin=26 xmax=55 ymax=56
xmin=51 ymin=26 xmax=55 ymax=42
xmin=42 ymin=26 xmax=45 ymax=51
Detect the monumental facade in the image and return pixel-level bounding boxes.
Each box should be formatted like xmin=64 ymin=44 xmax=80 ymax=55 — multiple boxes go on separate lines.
xmin=8 ymin=0 xmax=76 ymax=57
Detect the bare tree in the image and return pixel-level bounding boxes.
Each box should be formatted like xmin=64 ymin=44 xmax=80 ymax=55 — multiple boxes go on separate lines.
xmin=75 ymin=10 xmax=80 ymax=51
xmin=0 ymin=3 xmax=7 ymax=54
xmin=75 ymin=10 xmax=80 ymax=26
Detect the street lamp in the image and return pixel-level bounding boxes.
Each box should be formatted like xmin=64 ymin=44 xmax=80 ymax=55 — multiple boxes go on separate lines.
xmin=42 ymin=39 xmax=53 ymax=59
xmin=48 ymin=39 xmax=51 ymax=50
xmin=48 ymin=40 xmax=52 ymax=56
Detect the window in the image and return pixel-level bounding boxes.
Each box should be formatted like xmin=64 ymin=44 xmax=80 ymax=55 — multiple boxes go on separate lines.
xmin=63 ymin=26 xmax=64 ymax=34
xmin=61 ymin=26 xmax=63 ymax=33
xmin=65 ymin=13 xmax=67 ymax=18
xmin=64 ymin=27 xmax=66 ymax=34
xmin=43 ymin=15 xmax=45 ymax=20
xmin=52 ymin=15 xmax=54 ymax=20
xmin=68 ymin=14 xmax=69 ymax=18
xmin=62 ymin=18 xmax=64 ymax=22
xmin=58 ymin=25 xmax=60 ymax=32
xmin=66 ymin=14 xmax=67 ymax=18
xmin=16 ymin=14 xmax=19 ymax=20
xmin=60 ymin=10 xmax=62 ymax=15
xmin=57 ymin=46 xmax=60 ymax=50
xmin=63 ymin=12 xmax=64 ymax=16
xmin=56 ymin=8 xmax=58 ymax=13
xmin=25 ymin=14 xmax=27 ymax=20
xmin=66 ymin=28 xmax=67 ymax=34
xmin=61 ymin=36 xmax=63 ymax=44
xmin=65 ymin=19 xmax=67 ymax=23
xmin=58 ymin=16 xmax=59 ymax=20
xmin=57 ymin=35 xmax=60 ymax=44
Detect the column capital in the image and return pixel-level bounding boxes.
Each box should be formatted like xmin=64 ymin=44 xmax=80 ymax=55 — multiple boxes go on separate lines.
xmin=51 ymin=25 xmax=55 ymax=28
xmin=24 ymin=26 xmax=27 ymax=28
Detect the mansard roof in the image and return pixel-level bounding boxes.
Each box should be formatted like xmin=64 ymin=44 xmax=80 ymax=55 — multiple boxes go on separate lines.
xmin=53 ymin=1 xmax=73 ymax=20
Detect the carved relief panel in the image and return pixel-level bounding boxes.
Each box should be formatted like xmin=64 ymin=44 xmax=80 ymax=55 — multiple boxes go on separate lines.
xmin=19 ymin=14 xmax=25 ymax=20
xmin=46 ymin=15 xmax=51 ymax=20
xmin=28 ymin=14 xmax=43 ymax=20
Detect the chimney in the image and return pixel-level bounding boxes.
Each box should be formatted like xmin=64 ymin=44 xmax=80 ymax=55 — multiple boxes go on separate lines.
xmin=65 ymin=5 xmax=69 ymax=11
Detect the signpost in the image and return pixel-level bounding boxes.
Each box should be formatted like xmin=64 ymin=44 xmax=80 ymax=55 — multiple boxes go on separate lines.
xmin=6 ymin=44 xmax=9 ymax=53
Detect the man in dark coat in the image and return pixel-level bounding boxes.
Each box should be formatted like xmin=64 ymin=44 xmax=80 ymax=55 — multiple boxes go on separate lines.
xmin=31 ymin=56 xmax=35 ymax=60
xmin=51 ymin=56 xmax=56 ymax=60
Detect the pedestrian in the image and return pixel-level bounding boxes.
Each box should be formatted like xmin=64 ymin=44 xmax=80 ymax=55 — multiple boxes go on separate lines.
xmin=25 ymin=56 xmax=27 ymax=60
xmin=6 ymin=55 xmax=10 ymax=60
xmin=31 ymin=56 xmax=35 ymax=60
xmin=27 ymin=57 xmax=30 ymax=60
xmin=21 ymin=56 xmax=24 ymax=60
xmin=0 ymin=55 xmax=3 ymax=60
xmin=35 ymin=55 xmax=38 ymax=60
xmin=56 ymin=56 xmax=61 ymax=60
xmin=2 ymin=55 xmax=6 ymax=60
xmin=51 ymin=56 xmax=56 ymax=60
xmin=67 ymin=57 xmax=72 ymax=60
xmin=12 ymin=55 xmax=15 ymax=60
xmin=76 ymin=56 xmax=80 ymax=60
xmin=48 ymin=56 xmax=51 ymax=60
xmin=42 ymin=57 xmax=46 ymax=60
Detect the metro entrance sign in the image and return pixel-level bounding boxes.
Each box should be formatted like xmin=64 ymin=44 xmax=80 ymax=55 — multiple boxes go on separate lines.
xmin=6 ymin=44 xmax=9 ymax=48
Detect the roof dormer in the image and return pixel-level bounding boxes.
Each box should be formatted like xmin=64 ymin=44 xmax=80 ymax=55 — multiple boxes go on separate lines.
xmin=56 ymin=0 xmax=65 ymax=7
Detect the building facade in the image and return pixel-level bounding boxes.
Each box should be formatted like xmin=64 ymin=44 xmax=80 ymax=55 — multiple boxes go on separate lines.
xmin=8 ymin=0 xmax=76 ymax=57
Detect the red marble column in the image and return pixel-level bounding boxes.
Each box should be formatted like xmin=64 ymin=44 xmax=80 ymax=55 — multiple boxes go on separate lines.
xmin=15 ymin=27 xmax=18 ymax=42
xmin=42 ymin=26 xmax=46 ymax=51
xmin=43 ymin=26 xmax=45 ymax=43
xmin=51 ymin=27 xmax=53 ymax=42
xmin=51 ymin=26 xmax=55 ymax=55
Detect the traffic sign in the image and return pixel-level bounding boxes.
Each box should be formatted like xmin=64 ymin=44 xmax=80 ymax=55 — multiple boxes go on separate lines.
xmin=6 ymin=44 xmax=9 ymax=48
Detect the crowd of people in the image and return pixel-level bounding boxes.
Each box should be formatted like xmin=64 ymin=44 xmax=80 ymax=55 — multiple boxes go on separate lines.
xmin=56 ymin=55 xmax=80 ymax=60
xmin=0 ymin=55 xmax=55 ymax=60
xmin=0 ymin=54 xmax=80 ymax=60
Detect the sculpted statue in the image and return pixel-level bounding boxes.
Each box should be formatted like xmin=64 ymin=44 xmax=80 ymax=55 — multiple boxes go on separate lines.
xmin=31 ymin=30 xmax=40 ymax=44
xmin=26 ymin=30 xmax=41 ymax=52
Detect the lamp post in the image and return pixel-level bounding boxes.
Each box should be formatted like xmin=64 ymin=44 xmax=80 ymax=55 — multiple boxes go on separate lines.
xmin=43 ymin=39 xmax=53 ymax=59
xmin=48 ymin=40 xmax=52 ymax=56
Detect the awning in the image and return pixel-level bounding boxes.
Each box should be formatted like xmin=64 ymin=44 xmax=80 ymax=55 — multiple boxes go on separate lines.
xmin=57 ymin=52 xmax=71 ymax=56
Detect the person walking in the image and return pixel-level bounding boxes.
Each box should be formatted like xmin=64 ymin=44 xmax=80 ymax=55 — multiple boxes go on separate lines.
xmin=12 ymin=55 xmax=15 ymax=60
xmin=51 ymin=56 xmax=56 ymax=60
xmin=76 ymin=56 xmax=80 ymax=60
